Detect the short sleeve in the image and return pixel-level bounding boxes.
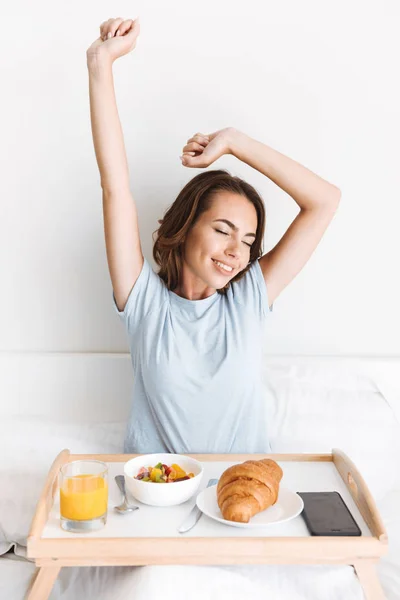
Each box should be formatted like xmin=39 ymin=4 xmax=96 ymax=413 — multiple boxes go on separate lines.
xmin=112 ymin=257 xmax=167 ymax=337
xmin=230 ymin=259 xmax=273 ymax=320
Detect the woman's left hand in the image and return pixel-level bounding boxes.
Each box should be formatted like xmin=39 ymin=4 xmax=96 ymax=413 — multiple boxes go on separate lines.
xmin=180 ymin=127 xmax=236 ymax=168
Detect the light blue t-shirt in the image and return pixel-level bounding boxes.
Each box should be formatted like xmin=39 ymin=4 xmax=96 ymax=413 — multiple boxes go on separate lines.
xmin=113 ymin=258 xmax=273 ymax=454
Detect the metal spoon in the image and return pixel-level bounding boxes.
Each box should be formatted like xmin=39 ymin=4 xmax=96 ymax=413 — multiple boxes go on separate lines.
xmin=114 ymin=475 xmax=140 ymax=513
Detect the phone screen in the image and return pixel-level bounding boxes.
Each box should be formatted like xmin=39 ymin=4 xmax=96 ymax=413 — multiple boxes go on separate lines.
xmin=297 ymin=491 xmax=362 ymax=536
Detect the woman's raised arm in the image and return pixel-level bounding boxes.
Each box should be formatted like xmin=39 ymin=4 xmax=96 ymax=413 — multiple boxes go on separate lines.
xmin=87 ymin=18 xmax=143 ymax=312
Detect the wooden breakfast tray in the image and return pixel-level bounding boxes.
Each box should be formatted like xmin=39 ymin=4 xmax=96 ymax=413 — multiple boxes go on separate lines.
xmin=26 ymin=449 xmax=388 ymax=600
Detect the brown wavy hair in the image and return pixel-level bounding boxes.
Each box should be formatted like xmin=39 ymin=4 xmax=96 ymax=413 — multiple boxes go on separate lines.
xmin=152 ymin=169 xmax=266 ymax=295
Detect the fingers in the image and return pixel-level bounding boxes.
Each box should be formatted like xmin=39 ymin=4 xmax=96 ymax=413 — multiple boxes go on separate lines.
xmin=116 ymin=19 xmax=134 ymax=36
xmin=183 ymin=141 xmax=205 ymax=154
xmin=100 ymin=17 xmax=138 ymax=41
xmin=180 ymin=153 xmax=204 ymax=168
xmin=100 ymin=17 xmax=123 ymax=40
xmin=187 ymin=133 xmax=209 ymax=145
xmin=182 ymin=133 xmax=209 ymax=155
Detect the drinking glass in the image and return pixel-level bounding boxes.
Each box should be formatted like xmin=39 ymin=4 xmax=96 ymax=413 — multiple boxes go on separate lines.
xmin=59 ymin=460 xmax=108 ymax=532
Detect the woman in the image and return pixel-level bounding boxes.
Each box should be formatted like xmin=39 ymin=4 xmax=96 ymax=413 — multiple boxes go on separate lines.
xmin=86 ymin=18 xmax=341 ymax=455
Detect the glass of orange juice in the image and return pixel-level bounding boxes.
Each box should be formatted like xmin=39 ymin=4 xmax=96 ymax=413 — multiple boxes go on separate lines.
xmin=59 ymin=460 xmax=108 ymax=532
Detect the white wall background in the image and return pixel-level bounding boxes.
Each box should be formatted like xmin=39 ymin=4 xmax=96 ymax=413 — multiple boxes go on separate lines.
xmin=1 ymin=0 xmax=400 ymax=410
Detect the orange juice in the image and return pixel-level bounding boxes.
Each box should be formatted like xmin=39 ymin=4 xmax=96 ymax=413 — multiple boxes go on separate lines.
xmin=60 ymin=474 xmax=108 ymax=521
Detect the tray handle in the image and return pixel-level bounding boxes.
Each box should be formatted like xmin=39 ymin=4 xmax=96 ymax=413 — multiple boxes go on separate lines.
xmin=332 ymin=448 xmax=388 ymax=544
xmin=27 ymin=449 xmax=71 ymax=542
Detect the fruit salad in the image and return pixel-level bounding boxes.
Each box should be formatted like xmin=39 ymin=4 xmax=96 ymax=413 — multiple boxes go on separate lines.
xmin=134 ymin=462 xmax=195 ymax=483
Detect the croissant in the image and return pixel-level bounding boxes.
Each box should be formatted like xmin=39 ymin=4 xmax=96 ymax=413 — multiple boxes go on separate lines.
xmin=217 ymin=458 xmax=283 ymax=523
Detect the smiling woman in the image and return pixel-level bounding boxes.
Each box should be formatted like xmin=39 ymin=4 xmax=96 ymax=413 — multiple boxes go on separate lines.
xmin=87 ymin=17 xmax=340 ymax=456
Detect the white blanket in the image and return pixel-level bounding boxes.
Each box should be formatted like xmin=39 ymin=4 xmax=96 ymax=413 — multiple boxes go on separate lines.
xmin=0 ymin=559 xmax=367 ymax=600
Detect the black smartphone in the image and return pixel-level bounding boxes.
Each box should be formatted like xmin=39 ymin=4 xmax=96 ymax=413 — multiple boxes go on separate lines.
xmin=297 ymin=491 xmax=362 ymax=536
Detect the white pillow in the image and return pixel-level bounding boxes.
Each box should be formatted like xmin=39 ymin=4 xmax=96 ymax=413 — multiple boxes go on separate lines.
xmin=263 ymin=361 xmax=400 ymax=501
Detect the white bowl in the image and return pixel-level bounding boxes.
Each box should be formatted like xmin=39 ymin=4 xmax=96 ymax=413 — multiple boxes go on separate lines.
xmin=124 ymin=453 xmax=204 ymax=507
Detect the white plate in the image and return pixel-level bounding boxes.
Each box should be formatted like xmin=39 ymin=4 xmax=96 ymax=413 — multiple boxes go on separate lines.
xmin=196 ymin=485 xmax=304 ymax=528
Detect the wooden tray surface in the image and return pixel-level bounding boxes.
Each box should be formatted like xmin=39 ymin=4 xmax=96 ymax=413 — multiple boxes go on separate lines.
xmin=27 ymin=450 xmax=388 ymax=565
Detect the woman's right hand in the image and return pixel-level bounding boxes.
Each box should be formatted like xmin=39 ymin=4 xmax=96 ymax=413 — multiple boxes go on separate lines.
xmin=86 ymin=17 xmax=140 ymax=66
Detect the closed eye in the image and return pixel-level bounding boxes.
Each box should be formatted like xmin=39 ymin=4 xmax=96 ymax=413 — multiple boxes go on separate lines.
xmin=215 ymin=229 xmax=252 ymax=248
